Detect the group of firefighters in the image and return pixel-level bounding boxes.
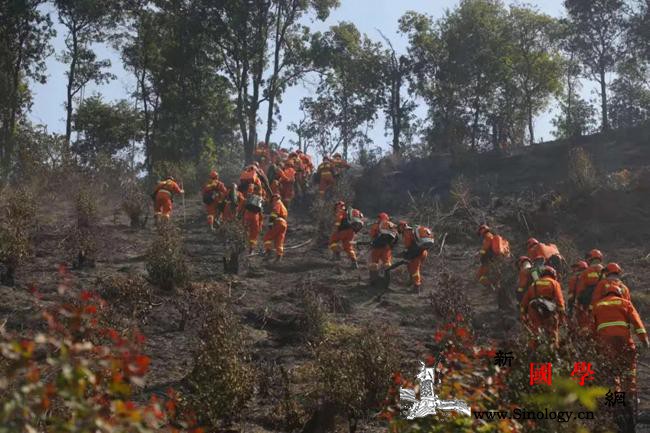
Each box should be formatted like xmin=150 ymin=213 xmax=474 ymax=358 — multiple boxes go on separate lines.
xmin=152 ymin=144 xmax=648 ymax=410
xmin=477 ymin=225 xmax=648 ymax=403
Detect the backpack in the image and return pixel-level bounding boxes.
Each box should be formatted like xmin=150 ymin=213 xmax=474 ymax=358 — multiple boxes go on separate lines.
xmin=245 ymin=195 xmax=264 ymax=213
xmin=529 ymin=281 xmax=557 ymax=317
xmin=577 ymin=286 xmax=597 ymax=306
xmin=490 ymin=235 xmax=510 ymax=257
xmin=414 ymin=226 xmax=435 ymax=250
xmin=340 ymin=208 xmax=364 ymax=232
xmin=202 ymin=190 xmax=216 ymax=205
xmin=371 ymin=222 xmax=397 ymax=248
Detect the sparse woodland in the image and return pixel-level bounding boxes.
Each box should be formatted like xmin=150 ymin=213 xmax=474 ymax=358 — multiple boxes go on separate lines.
xmin=1 ymin=0 xmax=650 ymax=432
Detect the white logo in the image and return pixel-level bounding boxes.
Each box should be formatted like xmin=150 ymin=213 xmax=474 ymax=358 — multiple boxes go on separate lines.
xmin=399 ymin=361 xmax=471 ymax=420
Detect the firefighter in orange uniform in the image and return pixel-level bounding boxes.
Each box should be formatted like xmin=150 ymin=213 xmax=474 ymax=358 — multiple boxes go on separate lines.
xmin=242 ymin=184 xmax=265 ymax=254
xmin=240 ymin=164 xmax=263 ymax=197
xmin=573 ymin=249 xmax=605 ymax=332
xmin=476 ymin=224 xmax=510 ymax=287
xmin=202 ymin=170 xmax=228 ymax=230
xmin=221 ymin=184 xmax=245 ymax=223
xmin=263 ymin=194 xmax=288 ymax=261
xmin=592 ymin=285 xmax=648 ymax=400
xmin=317 ymin=157 xmax=336 ymax=197
xmin=516 ymin=256 xmax=533 ymax=302
xmin=526 ymin=238 xmax=563 ymax=271
xmin=278 ymin=161 xmax=296 ymax=207
xmin=331 ymin=153 xmax=351 ymax=177
xmin=520 ymin=266 xmax=566 ymax=348
xmin=567 ymin=260 xmax=588 ymax=323
xmin=153 ymin=176 xmax=184 ymax=221
xmin=591 ymin=263 xmax=632 ymax=306
xmin=329 ymin=201 xmax=364 ymax=268
xmin=368 ymin=213 xmax=398 ymax=280
xmin=397 ymin=222 xmax=435 ymax=290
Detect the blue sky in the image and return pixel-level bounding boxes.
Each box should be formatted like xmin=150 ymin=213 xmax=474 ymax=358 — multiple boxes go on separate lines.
xmin=30 ymin=0 xmax=583 ymax=154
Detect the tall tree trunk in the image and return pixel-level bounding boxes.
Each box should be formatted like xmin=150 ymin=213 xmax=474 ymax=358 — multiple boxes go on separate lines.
xmin=65 ymin=25 xmax=79 ymax=146
xmin=264 ymin=2 xmax=283 ymax=146
xmin=526 ymin=92 xmax=534 ymax=145
xmin=392 ymin=74 xmax=401 ymax=155
xmin=599 ymin=67 xmax=609 ymax=131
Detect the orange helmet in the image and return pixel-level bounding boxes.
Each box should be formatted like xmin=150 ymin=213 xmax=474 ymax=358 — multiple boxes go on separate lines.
xmin=517 ymin=256 xmax=531 ymax=267
xmin=378 ymin=212 xmax=389 ymax=221
xmin=209 ymin=170 xmax=219 ymax=179
xmin=604 ymin=262 xmax=622 ymax=276
xmin=527 ymin=238 xmax=539 ymax=248
xmin=571 ymin=260 xmax=588 ymax=271
xmin=478 ymin=224 xmax=490 ymax=236
xmin=541 ymin=266 xmax=557 ymax=279
xmin=604 ymin=285 xmax=624 ymax=298
xmin=585 ymin=249 xmax=603 ymax=262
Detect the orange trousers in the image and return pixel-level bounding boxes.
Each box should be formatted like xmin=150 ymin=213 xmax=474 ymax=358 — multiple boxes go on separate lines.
xmin=319 ymin=173 xmax=335 ymax=196
xmin=243 ymin=211 xmax=262 ymax=248
xmin=525 ymin=309 xmax=560 ymax=348
xmin=369 ymin=246 xmax=392 ymax=271
xmin=205 ymin=202 xmax=220 ymax=226
xmin=154 ymin=192 xmax=173 ymax=219
xmin=329 ymin=228 xmax=357 ymax=261
xmin=408 ymin=250 xmax=428 ymax=287
xmin=264 ymin=219 xmax=288 ymax=256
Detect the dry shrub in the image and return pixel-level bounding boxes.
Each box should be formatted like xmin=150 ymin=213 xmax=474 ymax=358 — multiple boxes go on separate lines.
xmin=313 ymin=323 xmax=399 ymax=432
xmin=567 ymin=146 xmax=597 ymax=192
xmin=65 ymin=187 xmax=99 ymax=269
xmin=145 ymin=223 xmax=189 ymax=291
xmin=186 ymin=301 xmax=254 ymax=427
xmin=121 ymin=179 xmax=149 ymax=228
xmin=485 ymin=257 xmax=517 ymax=312
xmin=218 ymin=220 xmax=247 ymax=274
xmin=263 ymin=364 xmax=306 ymax=433
xmin=431 ymin=272 xmax=473 ymax=322
xmin=0 ymin=187 xmax=36 ymax=285
xmin=96 ymin=274 xmax=154 ymax=322
xmin=294 ymin=283 xmax=328 ymax=343
xmin=605 ymin=168 xmax=632 ymax=191
xmin=449 ymin=174 xmax=472 ymax=205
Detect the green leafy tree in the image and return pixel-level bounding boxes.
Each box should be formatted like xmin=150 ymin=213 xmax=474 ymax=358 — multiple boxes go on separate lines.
xmin=608 ymin=59 xmax=650 ymax=128
xmin=119 ymin=1 xmax=236 ymax=170
xmin=205 ymin=0 xmax=338 ymax=163
xmin=552 ymin=94 xmax=597 ymax=138
xmin=506 ymin=6 xmax=563 ymax=144
xmin=564 ymin=0 xmax=628 ymax=131
xmin=71 ymin=95 xmax=143 ymax=164
xmin=0 ymin=0 xmax=54 ymax=172
xmin=55 ymin=0 xmax=118 ymax=145
xmin=303 ymin=22 xmax=383 ymax=159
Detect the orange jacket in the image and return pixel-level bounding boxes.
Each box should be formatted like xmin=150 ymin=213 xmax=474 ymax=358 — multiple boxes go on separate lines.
xmin=520 ymin=277 xmax=565 ymax=316
xmin=269 ymin=199 xmax=288 ymax=221
xmin=279 ymin=167 xmax=296 ymax=184
xmin=333 ymin=207 xmax=347 ymax=229
xmin=202 ymin=179 xmax=227 ymax=197
xmin=222 ymin=191 xmax=245 ymax=221
xmin=318 ymin=161 xmax=334 ymax=175
xmin=576 ymin=263 xmax=604 ymax=296
xmin=155 ymin=180 xmax=182 ymax=195
xmin=592 ymin=294 xmax=648 ymax=347
xmin=299 ymin=154 xmax=313 ymax=172
xmin=527 ymin=242 xmax=560 ymax=261
xmin=591 ymin=278 xmax=631 ymax=307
